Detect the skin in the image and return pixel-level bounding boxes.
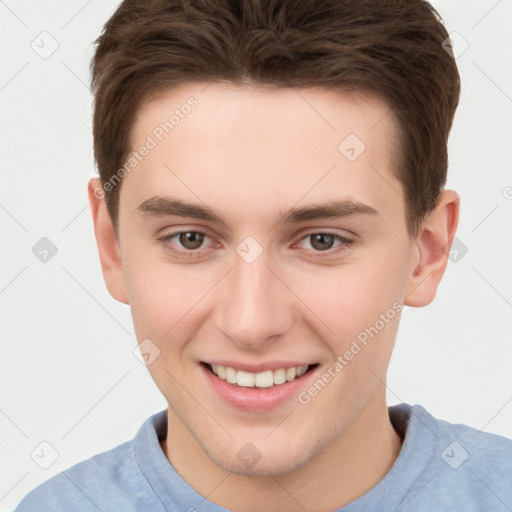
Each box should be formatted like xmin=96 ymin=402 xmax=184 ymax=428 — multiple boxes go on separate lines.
xmin=88 ymin=82 xmax=459 ymax=511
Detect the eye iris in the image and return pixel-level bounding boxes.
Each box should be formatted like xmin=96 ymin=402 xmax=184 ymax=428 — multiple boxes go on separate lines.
xmin=310 ymin=233 xmax=334 ymax=251
xmin=180 ymin=232 xmax=204 ymax=249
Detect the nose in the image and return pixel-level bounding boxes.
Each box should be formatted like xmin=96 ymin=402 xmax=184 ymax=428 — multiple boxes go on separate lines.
xmin=214 ymin=248 xmax=294 ymax=350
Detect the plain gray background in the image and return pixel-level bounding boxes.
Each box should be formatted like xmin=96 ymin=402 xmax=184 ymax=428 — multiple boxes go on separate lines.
xmin=1 ymin=1 xmax=511 ymax=510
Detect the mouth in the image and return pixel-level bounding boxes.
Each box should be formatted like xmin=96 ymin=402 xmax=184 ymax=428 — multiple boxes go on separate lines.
xmin=201 ymin=362 xmax=319 ymax=388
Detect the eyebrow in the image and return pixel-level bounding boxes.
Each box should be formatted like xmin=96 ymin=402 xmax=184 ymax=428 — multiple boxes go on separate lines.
xmin=136 ymin=196 xmax=379 ymax=227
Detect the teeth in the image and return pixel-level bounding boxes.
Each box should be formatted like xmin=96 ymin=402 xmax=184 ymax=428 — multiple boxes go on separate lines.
xmin=273 ymin=368 xmax=286 ymax=385
xmin=225 ymin=366 xmax=237 ymax=384
xmin=296 ymin=365 xmax=308 ymax=377
xmin=285 ymin=367 xmax=296 ymax=381
xmin=236 ymin=370 xmax=254 ymax=387
xmin=209 ymin=363 xmax=311 ymax=388
xmin=254 ymin=370 xmax=273 ymax=388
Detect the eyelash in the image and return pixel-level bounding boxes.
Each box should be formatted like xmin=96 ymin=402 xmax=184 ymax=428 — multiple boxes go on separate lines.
xmin=156 ymin=230 xmax=355 ymax=260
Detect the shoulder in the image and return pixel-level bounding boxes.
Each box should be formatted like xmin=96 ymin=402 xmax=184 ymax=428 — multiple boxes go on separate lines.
xmin=433 ymin=408 xmax=512 ymax=472
xmin=14 ymin=440 xmax=142 ymax=512
xmin=403 ymin=404 xmax=512 ymax=511
xmin=14 ymin=410 xmax=168 ymax=511
xmin=437 ymin=411 xmax=512 ymax=490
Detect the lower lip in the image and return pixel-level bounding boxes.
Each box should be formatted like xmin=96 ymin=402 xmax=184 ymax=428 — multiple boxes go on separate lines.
xmin=200 ymin=363 xmax=317 ymax=412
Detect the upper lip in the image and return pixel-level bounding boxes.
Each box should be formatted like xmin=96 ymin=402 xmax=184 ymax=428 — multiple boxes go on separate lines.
xmin=202 ymin=360 xmax=316 ymax=373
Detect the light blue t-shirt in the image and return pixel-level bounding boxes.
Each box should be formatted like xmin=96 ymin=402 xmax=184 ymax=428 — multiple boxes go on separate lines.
xmin=14 ymin=403 xmax=512 ymax=511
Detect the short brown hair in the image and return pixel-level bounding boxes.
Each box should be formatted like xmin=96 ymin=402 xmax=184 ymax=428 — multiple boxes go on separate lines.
xmin=90 ymin=0 xmax=460 ymax=236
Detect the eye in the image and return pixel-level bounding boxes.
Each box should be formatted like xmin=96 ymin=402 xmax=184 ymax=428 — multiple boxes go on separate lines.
xmin=174 ymin=231 xmax=207 ymax=250
xmin=157 ymin=229 xmax=355 ymax=260
xmin=296 ymin=232 xmax=354 ymax=257
xmin=157 ymin=230 xmax=212 ymax=257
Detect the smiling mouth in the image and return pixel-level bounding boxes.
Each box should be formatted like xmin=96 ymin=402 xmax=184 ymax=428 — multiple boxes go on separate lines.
xmin=202 ymin=362 xmax=318 ymax=388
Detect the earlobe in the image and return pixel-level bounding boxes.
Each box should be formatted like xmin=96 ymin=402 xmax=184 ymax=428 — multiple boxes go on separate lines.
xmin=404 ymin=190 xmax=460 ymax=307
xmin=87 ymin=178 xmax=130 ymax=305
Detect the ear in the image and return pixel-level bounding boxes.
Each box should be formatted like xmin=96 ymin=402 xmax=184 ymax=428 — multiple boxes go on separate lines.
xmin=404 ymin=189 xmax=460 ymax=307
xmin=87 ymin=178 xmax=129 ymax=305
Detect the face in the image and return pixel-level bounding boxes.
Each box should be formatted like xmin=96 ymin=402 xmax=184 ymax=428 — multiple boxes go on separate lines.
xmin=103 ymin=83 xmax=421 ymax=476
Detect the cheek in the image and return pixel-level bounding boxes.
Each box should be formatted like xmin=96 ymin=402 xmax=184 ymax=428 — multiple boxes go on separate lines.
xmin=123 ymin=250 xmax=198 ymax=340
xmin=308 ymin=259 xmax=406 ymax=327
xmin=296 ymin=245 xmax=409 ymax=359
xmin=295 ymin=259 xmax=406 ymax=411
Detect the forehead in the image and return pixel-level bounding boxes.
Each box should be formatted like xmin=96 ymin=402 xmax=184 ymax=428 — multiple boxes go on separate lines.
xmin=134 ymin=82 xmax=395 ymax=150
xmin=123 ymin=82 xmax=402 ymax=225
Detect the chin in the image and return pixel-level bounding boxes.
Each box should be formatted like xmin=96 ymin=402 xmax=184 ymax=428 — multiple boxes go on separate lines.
xmin=217 ymin=451 xmax=310 ymax=478
xmin=201 ymin=432 xmax=328 ymax=478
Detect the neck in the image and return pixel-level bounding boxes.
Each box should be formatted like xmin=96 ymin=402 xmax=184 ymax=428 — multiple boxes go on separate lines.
xmin=160 ymin=392 xmax=403 ymax=511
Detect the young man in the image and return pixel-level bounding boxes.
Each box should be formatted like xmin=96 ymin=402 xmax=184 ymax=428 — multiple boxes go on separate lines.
xmin=15 ymin=0 xmax=512 ymax=510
